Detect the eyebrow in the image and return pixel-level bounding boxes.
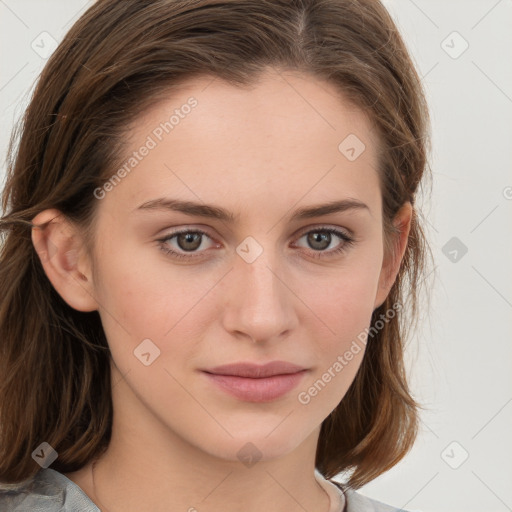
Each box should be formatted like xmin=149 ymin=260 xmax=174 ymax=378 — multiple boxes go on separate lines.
xmin=133 ymin=197 xmax=369 ymax=223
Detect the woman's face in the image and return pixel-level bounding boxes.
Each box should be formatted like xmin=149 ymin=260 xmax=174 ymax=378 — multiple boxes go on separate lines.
xmin=87 ymin=68 xmax=397 ymax=463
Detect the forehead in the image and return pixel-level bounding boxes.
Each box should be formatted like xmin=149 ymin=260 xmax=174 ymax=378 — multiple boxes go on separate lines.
xmin=101 ymin=69 xmax=382 ymax=220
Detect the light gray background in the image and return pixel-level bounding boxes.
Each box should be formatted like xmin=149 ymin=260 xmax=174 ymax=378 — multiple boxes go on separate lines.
xmin=1 ymin=1 xmax=511 ymax=511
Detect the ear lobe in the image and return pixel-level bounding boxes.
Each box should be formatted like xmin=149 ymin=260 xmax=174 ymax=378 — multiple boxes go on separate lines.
xmin=373 ymin=202 xmax=412 ymax=310
xmin=31 ymin=209 xmax=98 ymax=312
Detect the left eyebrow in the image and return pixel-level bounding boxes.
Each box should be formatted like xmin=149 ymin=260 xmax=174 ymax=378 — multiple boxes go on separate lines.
xmin=132 ymin=197 xmax=370 ymax=223
xmin=291 ymin=199 xmax=370 ymax=220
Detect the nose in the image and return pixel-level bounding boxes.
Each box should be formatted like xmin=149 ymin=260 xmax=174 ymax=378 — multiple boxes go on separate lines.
xmin=221 ymin=245 xmax=298 ymax=344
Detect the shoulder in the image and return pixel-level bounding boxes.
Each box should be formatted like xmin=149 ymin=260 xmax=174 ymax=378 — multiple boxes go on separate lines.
xmin=0 ymin=468 xmax=99 ymax=511
xmin=332 ymin=481 xmax=412 ymax=512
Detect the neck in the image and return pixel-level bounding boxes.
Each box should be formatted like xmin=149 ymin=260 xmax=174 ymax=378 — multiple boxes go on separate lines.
xmin=90 ymin=428 xmax=333 ymax=512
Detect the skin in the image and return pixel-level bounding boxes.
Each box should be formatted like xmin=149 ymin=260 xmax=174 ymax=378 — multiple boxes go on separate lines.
xmin=32 ymin=67 xmax=411 ymax=512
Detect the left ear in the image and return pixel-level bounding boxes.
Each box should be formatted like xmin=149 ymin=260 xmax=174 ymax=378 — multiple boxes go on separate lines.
xmin=373 ymin=201 xmax=413 ymax=309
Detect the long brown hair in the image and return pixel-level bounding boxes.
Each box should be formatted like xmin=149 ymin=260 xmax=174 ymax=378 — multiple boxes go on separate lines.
xmin=0 ymin=0 xmax=432 ymax=488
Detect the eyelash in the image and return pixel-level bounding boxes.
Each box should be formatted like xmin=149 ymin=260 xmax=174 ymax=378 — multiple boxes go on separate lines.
xmin=157 ymin=226 xmax=355 ymax=261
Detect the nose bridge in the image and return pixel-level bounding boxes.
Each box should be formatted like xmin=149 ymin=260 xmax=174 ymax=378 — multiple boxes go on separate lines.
xmin=224 ymin=235 xmax=296 ymax=341
xmin=237 ymin=237 xmax=285 ymax=309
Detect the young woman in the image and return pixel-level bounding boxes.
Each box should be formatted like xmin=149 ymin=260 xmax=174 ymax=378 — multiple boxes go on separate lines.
xmin=0 ymin=0 xmax=432 ymax=510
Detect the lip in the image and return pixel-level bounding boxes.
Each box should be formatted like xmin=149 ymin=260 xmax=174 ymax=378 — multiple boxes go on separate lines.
xmin=204 ymin=361 xmax=306 ymax=378
xmin=201 ymin=361 xmax=308 ymax=402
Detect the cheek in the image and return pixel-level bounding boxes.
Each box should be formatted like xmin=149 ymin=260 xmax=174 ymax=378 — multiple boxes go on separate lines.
xmin=306 ymin=251 xmax=383 ymax=337
xmin=295 ymin=249 xmax=383 ymax=384
xmin=93 ymin=253 xmax=198 ymax=341
xmin=91 ymin=237 xmax=222 ymax=381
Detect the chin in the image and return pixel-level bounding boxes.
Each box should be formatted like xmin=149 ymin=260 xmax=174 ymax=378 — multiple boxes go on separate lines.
xmin=197 ymin=427 xmax=313 ymax=466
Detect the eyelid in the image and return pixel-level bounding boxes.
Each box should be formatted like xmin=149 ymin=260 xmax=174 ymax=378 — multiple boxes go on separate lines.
xmin=294 ymin=223 xmax=354 ymax=239
xmin=157 ymin=223 xmax=356 ymax=261
xmin=158 ymin=223 xmax=354 ymax=242
xmin=156 ymin=227 xmax=218 ymax=260
xmin=157 ymin=226 xmax=219 ymax=246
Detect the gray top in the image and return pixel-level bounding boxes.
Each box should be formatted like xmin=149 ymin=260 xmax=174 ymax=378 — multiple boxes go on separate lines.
xmin=0 ymin=467 xmax=411 ymax=511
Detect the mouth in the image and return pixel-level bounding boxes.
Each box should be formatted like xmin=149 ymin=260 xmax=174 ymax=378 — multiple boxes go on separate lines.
xmin=201 ymin=361 xmax=308 ymax=402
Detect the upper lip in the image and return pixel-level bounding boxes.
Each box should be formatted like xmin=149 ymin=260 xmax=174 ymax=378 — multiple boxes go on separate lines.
xmin=203 ymin=361 xmax=306 ymax=378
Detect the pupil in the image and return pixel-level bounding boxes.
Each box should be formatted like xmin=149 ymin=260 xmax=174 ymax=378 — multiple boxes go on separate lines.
xmin=179 ymin=233 xmax=201 ymax=251
xmin=309 ymin=231 xmax=330 ymax=250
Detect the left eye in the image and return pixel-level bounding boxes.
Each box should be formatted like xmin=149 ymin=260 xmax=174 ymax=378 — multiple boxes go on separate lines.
xmin=157 ymin=227 xmax=354 ymax=260
xmin=294 ymin=228 xmax=353 ymax=254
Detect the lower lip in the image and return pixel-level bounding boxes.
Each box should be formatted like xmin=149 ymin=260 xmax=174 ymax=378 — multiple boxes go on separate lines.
xmin=202 ymin=371 xmax=307 ymax=402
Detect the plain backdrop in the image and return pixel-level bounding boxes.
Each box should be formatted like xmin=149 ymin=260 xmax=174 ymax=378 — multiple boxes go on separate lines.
xmin=1 ymin=1 xmax=511 ymax=511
